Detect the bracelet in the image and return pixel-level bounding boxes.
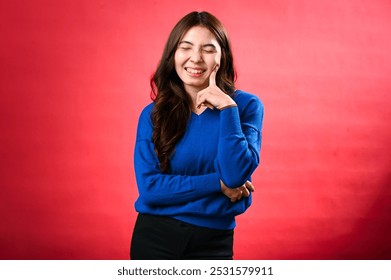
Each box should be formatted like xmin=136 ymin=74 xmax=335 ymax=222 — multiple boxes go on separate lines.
xmin=219 ymin=104 xmax=238 ymax=111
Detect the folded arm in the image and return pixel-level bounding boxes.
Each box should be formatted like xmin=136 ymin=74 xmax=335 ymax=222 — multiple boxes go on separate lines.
xmin=215 ymin=96 xmax=264 ymax=188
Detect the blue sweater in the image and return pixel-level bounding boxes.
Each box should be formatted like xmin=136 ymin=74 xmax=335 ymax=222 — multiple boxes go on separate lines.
xmin=133 ymin=90 xmax=264 ymax=230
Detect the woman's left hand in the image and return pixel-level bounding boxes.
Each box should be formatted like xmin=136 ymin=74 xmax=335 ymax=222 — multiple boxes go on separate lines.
xmin=196 ymin=65 xmax=236 ymax=110
xmin=220 ymin=180 xmax=255 ymax=202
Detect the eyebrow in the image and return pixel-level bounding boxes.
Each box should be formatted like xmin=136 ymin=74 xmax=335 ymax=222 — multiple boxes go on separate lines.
xmin=178 ymin=41 xmax=217 ymax=49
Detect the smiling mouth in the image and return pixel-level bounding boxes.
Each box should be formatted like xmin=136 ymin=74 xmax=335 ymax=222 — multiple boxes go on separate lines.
xmin=185 ymin=67 xmax=206 ymax=74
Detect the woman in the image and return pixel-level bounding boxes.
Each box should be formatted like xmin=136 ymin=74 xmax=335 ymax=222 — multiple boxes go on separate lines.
xmin=131 ymin=11 xmax=264 ymax=259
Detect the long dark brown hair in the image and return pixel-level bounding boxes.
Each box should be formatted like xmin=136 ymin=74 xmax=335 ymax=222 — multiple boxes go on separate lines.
xmin=151 ymin=11 xmax=236 ymax=173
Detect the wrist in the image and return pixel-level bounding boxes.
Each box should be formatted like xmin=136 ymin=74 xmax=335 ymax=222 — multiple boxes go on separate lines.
xmin=220 ymin=179 xmax=226 ymax=191
xmin=217 ymin=96 xmax=236 ymax=110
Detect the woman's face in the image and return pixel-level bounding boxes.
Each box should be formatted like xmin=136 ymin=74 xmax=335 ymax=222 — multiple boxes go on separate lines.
xmin=174 ymin=25 xmax=222 ymax=94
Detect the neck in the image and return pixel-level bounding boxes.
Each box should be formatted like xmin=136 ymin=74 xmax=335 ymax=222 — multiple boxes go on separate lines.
xmin=184 ymin=85 xmax=206 ymax=112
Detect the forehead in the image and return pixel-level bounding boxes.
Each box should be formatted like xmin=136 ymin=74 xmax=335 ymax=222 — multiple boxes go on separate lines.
xmin=181 ymin=26 xmax=219 ymax=45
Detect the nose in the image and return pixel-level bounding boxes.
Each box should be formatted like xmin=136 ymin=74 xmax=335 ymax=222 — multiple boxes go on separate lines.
xmin=190 ymin=50 xmax=203 ymax=63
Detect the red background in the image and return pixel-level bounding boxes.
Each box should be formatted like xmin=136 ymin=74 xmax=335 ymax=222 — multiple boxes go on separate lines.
xmin=1 ymin=0 xmax=390 ymax=259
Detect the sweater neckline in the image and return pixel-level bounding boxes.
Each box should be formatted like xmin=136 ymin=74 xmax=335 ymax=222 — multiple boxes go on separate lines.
xmin=191 ymin=107 xmax=211 ymax=117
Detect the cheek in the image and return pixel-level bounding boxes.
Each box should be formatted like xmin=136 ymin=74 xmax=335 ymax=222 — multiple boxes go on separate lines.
xmin=214 ymin=53 xmax=222 ymax=66
xmin=174 ymin=53 xmax=183 ymax=74
xmin=174 ymin=53 xmax=179 ymax=67
xmin=175 ymin=52 xmax=187 ymax=66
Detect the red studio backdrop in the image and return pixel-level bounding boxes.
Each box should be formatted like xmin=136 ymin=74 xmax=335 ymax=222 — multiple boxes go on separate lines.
xmin=1 ymin=0 xmax=391 ymax=260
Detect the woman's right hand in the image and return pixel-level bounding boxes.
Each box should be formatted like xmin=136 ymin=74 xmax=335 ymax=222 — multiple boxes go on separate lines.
xmin=220 ymin=180 xmax=255 ymax=202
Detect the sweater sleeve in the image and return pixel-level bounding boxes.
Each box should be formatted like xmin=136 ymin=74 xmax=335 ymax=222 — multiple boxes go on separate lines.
xmin=215 ymin=94 xmax=264 ymax=188
xmin=137 ymin=192 xmax=252 ymax=218
xmin=134 ymin=105 xmax=221 ymax=206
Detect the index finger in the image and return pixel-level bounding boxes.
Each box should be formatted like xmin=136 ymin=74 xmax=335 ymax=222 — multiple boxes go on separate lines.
xmin=245 ymin=181 xmax=255 ymax=192
xmin=209 ymin=65 xmax=219 ymax=86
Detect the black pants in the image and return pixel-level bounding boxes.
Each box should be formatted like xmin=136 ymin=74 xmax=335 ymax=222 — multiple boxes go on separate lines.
xmin=130 ymin=214 xmax=234 ymax=260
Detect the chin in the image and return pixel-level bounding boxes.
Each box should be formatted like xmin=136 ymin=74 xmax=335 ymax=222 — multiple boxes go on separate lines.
xmin=189 ymin=82 xmax=208 ymax=89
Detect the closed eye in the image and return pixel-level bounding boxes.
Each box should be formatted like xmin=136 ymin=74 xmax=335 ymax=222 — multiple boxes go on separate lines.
xmin=202 ymin=49 xmax=216 ymax=53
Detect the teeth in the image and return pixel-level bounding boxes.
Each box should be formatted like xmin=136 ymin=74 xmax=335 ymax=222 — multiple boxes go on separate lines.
xmin=186 ymin=68 xmax=204 ymax=74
